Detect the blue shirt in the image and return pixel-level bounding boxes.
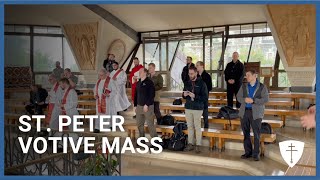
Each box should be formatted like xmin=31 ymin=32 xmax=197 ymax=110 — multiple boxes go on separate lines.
xmin=246 ymin=80 xmax=258 ymax=108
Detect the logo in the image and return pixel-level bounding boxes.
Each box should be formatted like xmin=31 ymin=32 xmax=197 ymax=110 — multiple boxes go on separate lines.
xmin=279 ymin=140 xmax=304 ymax=168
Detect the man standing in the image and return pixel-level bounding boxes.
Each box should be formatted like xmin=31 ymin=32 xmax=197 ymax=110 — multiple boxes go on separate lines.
xmin=103 ymin=54 xmax=116 ymax=73
xmin=52 ymin=61 xmax=64 ymax=80
xmin=25 ymin=84 xmax=48 ymax=115
xmin=59 ymin=78 xmax=79 ymax=131
xmin=134 ymin=68 xmax=157 ymax=139
xmin=93 ymin=68 xmax=118 ymax=133
xmin=196 ymin=61 xmax=212 ymax=129
xmin=181 ymin=56 xmax=195 ymax=85
xmin=183 ymin=66 xmax=208 ymax=153
xmin=110 ymin=62 xmax=131 ymax=114
xmin=148 ymin=63 xmax=164 ymax=124
xmin=46 ymin=74 xmax=63 ymax=128
xmin=237 ymin=70 xmax=269 ymax=161
xmin=64 ymin=68 xmax=78 ymax=89
xmin=224 ymin=52 xmax=244 ymax=108
xmin=129 ymin=57 xmax=144 ymax=118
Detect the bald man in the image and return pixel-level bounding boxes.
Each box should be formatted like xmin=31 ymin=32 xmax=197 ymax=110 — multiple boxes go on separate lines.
xmin=93 ymin=68 xmax=118 ymax=133
xmin=224 ymin=52 xmax=244 ymax=108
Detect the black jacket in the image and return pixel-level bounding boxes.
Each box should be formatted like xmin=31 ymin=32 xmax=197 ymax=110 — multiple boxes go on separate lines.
xmin=134 ymin=77 xmax=155 ymax=107
xmin=224 ymin=60 xmax=244 ymax=85
xmin=198 ymin=70 xmax=212 ymax=93
xmin=30 ymin=88 xmax=48 ymax=104
xmin=182 ymin=77 xmax=208 ymax=110
xmin=181 ymin=63 xmax=195 ymax=84
xmin=103 ymin=59 xmax=116 ymax=73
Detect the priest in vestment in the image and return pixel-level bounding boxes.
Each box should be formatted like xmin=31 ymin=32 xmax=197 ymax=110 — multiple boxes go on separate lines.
xmin=93 ymin=68 xmax=118 ymax=133
xmin=129 ymin=57 xmax=144 ymax=118
xmin=47 ymin=74 xmax=63 ymax=129
xmin=110 ymin=61 xmax=131 ymax=114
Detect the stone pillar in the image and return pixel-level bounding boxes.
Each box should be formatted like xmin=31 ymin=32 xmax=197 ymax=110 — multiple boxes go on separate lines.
xmin=265 ymin=5 xmax=316 ymax=92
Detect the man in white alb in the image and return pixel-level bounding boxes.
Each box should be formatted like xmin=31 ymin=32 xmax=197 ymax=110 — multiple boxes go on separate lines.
xmin=46 ymin=74 xmax=63 ymax=129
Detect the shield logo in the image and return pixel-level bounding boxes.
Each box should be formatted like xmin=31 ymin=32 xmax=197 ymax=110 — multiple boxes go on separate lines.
xmin=279 ymin=140 xmax=304 ymax=168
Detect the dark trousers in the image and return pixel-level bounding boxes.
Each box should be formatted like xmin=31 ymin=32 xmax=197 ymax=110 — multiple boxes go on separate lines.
xmin=25 ymin=104 xmax=48 ymax=115
xmin=227 ymin=83 xmax=241 ymax=108
xmin=241 ymin=109 xmax=262 ymax=157
xmin=154 ymin=101 xmax=162 ymax=123
xmin=203 ymin=101 xmax=209 ymax=128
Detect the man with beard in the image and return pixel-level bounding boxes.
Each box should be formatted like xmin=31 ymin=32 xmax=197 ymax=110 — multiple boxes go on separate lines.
xmin=129 ymin=57 xmax=144 ymax=118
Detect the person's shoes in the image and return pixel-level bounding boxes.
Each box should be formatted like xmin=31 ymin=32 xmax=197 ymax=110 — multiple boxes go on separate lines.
xmin=253 ymin=156 xmax=260 ymax=161
xmin=195 ymin=145 xmax=201 ymax=154
xmin=94 ymin=129 xmax=100 ymax=133
xmin=184 ymin=144 xmax=194 ymax=151
xmin=133 ymin=115 xmax=136 ymax=119
xmin=124 ymin=109 xmax=128 ymax=111
xmin=241 ymin=154 xmax=252 ymax=159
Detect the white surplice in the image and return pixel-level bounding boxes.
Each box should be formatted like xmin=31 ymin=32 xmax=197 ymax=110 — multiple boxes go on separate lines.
xmin=48 ymin=82 xmax=63 ymax=130
xmin=110 ymin=69 xmax=131 ymax=112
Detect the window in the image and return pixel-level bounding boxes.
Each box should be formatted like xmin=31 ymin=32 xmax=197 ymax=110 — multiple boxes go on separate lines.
xmin=241 ymin=24 xmax=253 ymax=34
xmin=229 ymin=25 xmax=240 ymax=35
xmin=279 ymin=72 xmax=291 ymax=87
xmin=145 ymin=43 xmax=160 ymax=71
xmin=224 ymin=37 xmax=251 ymax=68
xmin=5 ymin=35 xmax=30 ymax=67
xmin=249 ymin=36 xmax=277 ymax=67
xmin=33 ymin=36 xmax=63 ymax=72
xmin=254 ymin=23 xmax=267 ymax=33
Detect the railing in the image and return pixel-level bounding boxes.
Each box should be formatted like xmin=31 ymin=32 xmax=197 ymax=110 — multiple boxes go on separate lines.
xmin=5 ymin=124 xmax=121 ymax=176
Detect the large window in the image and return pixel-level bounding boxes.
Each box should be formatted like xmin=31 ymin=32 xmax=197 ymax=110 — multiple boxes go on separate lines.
xmin=5 ymin=25 xmax=81 ymax=87
xmin=224 ymin=38 xmax=251 ymax=67
xmin=249 ymin=36 xmax=277 ymax=67
xmin=5 ymin=35 xmax=30 ymax=67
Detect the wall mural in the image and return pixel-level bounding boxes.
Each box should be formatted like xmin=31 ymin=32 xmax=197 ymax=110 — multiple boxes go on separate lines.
xmin=108 ymin=39 xmax=126 ymax=62
xmin=63 ymin=22 xmax=98 ymax=70
xmin=267 ymin=5 xmax=315 ymax=67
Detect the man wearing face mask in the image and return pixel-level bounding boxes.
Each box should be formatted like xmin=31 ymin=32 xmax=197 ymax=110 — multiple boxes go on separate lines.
xmin=182 ymin=66 xmax=208 ymax=154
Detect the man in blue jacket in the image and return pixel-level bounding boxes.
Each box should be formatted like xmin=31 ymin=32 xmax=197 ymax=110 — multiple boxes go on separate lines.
xmin=237 ymin=69 xmax=269 ymax=161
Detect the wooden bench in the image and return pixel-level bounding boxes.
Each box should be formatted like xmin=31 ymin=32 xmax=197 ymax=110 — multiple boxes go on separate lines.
xmin=160 ymin=104 xmax=306 ymax=126
xmin=170 ymin=114 xmax=283 ymax=130
xmin=79 ymin=95 xmax=95 ymax=100
xmin=77 ymin=108 xmax=96 ymax=115
xmin=125 ymin=124 xmax=276 ymax=156
xmin=78 ymin=88 xmax=94 ymax=95
xmin=78 ymin=100 xmax=96 ymax=108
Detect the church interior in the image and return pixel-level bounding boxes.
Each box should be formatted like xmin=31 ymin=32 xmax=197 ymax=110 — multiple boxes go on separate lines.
xmin=4 ymin=4 xmax=316 ymax=176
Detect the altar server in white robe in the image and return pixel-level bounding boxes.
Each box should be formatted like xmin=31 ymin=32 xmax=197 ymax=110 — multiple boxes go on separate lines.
xmin=47 ymin=74 xmax=63 ymax=130
xmin=59 ymin=78 xmax=79 ymax=131
xmin=93 ymin=68 xmax=118 ymax=133
xmin=110 ymin=61 xmax=131 ymax=114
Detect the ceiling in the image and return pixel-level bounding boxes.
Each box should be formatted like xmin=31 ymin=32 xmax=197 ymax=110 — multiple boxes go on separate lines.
xmin=5 ymin=4 xmax=267 ymax=32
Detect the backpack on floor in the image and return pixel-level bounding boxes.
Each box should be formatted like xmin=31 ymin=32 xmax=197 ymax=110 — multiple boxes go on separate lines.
xmin=168 ymin=122 xmax=188 ymax=151
xmin=159 ymin=114 xmax=175 ymax=125
xmin=261 ymin=122 xmax=272 ymax=144
xmin=159 ymin=135 xmax=171 ymax=149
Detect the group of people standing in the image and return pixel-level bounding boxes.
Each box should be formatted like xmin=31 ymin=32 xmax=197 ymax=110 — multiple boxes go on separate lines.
xmin=179 ymin=52 xmax=269 ymax=161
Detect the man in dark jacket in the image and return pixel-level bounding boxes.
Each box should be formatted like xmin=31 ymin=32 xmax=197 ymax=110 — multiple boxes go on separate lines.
xmin=134 ymin=68 xmax=157 ymax=139
xmin=25 ymin=84 xmax=48 ymax=115
xmin=196 ymin=61 xmax=212 ymax=128
xmin=182 ymin=66 xmax=208 ymax=153
xmin=181 ymin=56 xmax=195 ymax=85
xmin=224 ymin=52 xmax=244 ymax=108
xmin=103 ymin=54 xmax=116 ymax=73
xmin=237 ymin=69 xmax=269 ymax=161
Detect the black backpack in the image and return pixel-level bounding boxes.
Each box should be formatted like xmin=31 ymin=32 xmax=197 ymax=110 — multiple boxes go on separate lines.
xmin=168 ymin=122 xmax=188 ymax=151
xmin=172 ymin=98 xmax=183 ymax=113
xmin=159 ymin=135 xmax=171 ymax=149
xmin=261 ymin=122 xmax=272 ymax=134
xmin=217 ymin=106 xmax=239 ymax=127
xmin=158 ymin=114 xmax=175 ymax=125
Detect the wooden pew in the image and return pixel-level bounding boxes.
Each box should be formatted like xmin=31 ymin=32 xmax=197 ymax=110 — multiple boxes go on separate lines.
xmin=79 ymin=95 xmax=95 ymax=100
xmin=160 ymin=104 xmax=306 ymax=126
xmin=170 ymin=114 xmax=283 ymax=130
xmin=77 ymin=108 xmax=96 ymax=115
xmin=78 ymin=100 xmax=96 ymax=108
xmin=125 ymin=124 xmax=276 ymax=156
xmin=78 ymin=88 xmax=94 ymax=95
